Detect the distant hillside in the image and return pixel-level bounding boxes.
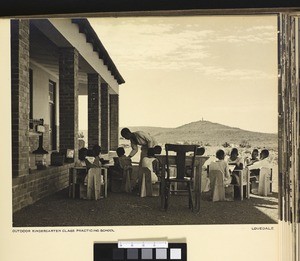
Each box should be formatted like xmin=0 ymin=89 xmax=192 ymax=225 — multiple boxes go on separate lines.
xmin=80 ymin=120 xmax=277 ymax=150
xmin=124 ymin=120 xmax=277 ymax=149
xmin=123 ymin=126 xmax=173 ymax=136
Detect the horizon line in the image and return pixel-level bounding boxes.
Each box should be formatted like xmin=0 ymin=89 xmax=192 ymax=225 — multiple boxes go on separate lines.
xmin=80 ymin=119 xmax=278 ymax=135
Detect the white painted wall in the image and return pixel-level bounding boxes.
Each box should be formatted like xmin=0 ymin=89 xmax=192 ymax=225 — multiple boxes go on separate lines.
xmin=30 ymin=62 xmax=59 ymax=127
xmin=49 ymin=18 xmax=120 ymax=94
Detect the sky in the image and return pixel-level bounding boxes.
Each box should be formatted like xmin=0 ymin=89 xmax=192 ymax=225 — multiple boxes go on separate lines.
xmin=79 ymin=15 xmax=278 ymax=133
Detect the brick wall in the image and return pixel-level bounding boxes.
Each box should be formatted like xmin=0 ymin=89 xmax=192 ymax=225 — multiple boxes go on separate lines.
xmin=88 ymin=73 xmax=101 ymax=148
xmin=11 ymin=20 xmax=30 ymax=177
xmin=59 ymin=47 xmax=79 ymax=160
xmin=101 ymin=83 xmax=110 ymax=153
xmin=109 ymin=94 xmax=119 ymax=150
xmin=12 ymin=163 xmax=73 ymax=213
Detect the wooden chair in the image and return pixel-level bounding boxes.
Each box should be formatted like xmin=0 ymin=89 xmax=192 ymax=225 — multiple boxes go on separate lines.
xmin=208 ymin=169 xmax=226 ymax=202
xmin=207 ymin=166 xmax=235 ymax=202
xmin=110 ymin=157 xmax=133 ymax=193
xmin=69 ymin=166 xmax=87 ymax=198
xmin=250 ymin=167 xmax=273 ymax=196
xmin=139 ymin=166 xmax=161 ymax=197
xmin=231 ymin=168 xmax=250 ymax=200
xmin=86 ymin=167 xmax=108 ymax=199
xmin=162 ymin=144 xmax=198 ymax=211
xmin=257 ymin=167 xmax=273 ymax=196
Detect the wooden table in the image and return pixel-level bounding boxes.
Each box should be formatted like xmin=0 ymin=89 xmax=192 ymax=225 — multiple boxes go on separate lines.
xmin=155 ymin=155 xmax=209 ymax=212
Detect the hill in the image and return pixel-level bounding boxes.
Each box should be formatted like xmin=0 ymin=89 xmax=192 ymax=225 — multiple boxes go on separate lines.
xmin=124 ymin=120 xmax=277 ymax=149
xmin=122 ymin=126 xmax=173 ymax=136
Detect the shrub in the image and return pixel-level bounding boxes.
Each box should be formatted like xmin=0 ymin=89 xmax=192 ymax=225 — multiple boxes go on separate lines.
xmin=222 ymin=142 xmax=231 ymax=148
xmin=240 ymin=140 xmax=251 ymax=148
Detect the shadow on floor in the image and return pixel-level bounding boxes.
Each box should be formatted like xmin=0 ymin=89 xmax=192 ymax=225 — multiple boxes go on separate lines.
xmin=13 ymin=188 xmax=278 ymax=227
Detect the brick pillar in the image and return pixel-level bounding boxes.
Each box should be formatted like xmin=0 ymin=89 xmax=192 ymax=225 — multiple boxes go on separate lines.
xmin=59 ymin=47 xmax=79 ymax=161
xmin=87 ymin=73 xmax=101 ymax=148
xmin=11 ymin=20 xmax=30 ymax=177
xmin=101 ymin=83 xmax=110 ymax=153
xmin=109 ymin=94 xmax=119 ymax=151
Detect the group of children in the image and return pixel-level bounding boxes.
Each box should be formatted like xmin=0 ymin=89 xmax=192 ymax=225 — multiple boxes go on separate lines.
xmin=74 ymin=142 xmax=270 ymax=200
xmin=112 ymin=145 xmax=163 ymax=194
xmin=75 ymin=144 xmax=103 ymax=168
xmin=74 ymin=144 xmax=104 ymax=189
xmin=200 ymin=147 xmax=271 ymax=199
xmin=74 ymin=144 xmax=163 ymax=195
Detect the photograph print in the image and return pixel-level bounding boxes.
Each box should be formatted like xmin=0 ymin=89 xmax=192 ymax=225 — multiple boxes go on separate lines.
xmin=11 ymin=14 xmax=279 ymax=227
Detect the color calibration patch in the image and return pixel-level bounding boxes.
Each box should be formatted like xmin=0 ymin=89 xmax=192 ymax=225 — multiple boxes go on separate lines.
xmin=94 ymin=242 xmax=187 ymax=261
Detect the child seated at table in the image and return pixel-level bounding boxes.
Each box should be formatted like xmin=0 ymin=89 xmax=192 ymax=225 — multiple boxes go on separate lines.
xmin=109 ymin=147 xmax=133 ymax=193
xmin=209 ymin=149 xmax=232 ymax=186
xmin=116 ymin=147 xmax=132 ymax=170
xmin=153 ymin=145 xmax=162 ymax=155
xmin=227 ymin=148 xmax=244 ymax=170
xmin=73 ymin=147 xmax=88 ymax=194
xmin=248 ymin=149 xmax=271 ymax=194
xmin=141 ymin=148 xmax=159 ymax=183
xmin=246 ymin=149 xmax=259 ymax=166
xmin=84 ymin=149 xmax=104 ymax=185
xmin=208 ymin=149 xmax=232 ymax=201
xmin=75 ymin=147 xmax=88 ymax=168
xmin=92 ymin=144 xmax=104 ymax=167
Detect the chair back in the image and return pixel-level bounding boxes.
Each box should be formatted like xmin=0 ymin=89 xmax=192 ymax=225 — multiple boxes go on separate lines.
xmin=260 ymin=167 xmax=272 ymax=177
xmin=208 ymin=169 xmax=225 ymax=202
xmin=113 ymin=157 xmax=122 ymax=170
xmin=114 ymin=156 xmax=132 ymax=169
xmin=165 ymin=144 xmax=198 ymax=180
xmin=258 ymin=167 xmax=272 ymax=196
xmin=86 ymin=167 xmax=102 ymax=200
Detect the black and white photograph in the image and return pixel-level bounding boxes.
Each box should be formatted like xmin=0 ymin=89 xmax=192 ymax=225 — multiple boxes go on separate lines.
xmin=10 ymin=15 xmax=280 ymax=227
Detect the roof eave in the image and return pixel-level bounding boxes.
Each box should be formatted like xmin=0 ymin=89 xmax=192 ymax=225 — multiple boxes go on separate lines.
xmin=71 ymin=18 xmax=125 ymax=85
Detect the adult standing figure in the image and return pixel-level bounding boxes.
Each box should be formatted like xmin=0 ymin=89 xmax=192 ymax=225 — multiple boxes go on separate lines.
xmin=120 ymin=128 xmax=158 ymax=164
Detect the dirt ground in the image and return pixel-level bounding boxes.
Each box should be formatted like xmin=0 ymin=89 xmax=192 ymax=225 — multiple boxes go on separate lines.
xmin=13 ymin=188 xmax=278 ymax=227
